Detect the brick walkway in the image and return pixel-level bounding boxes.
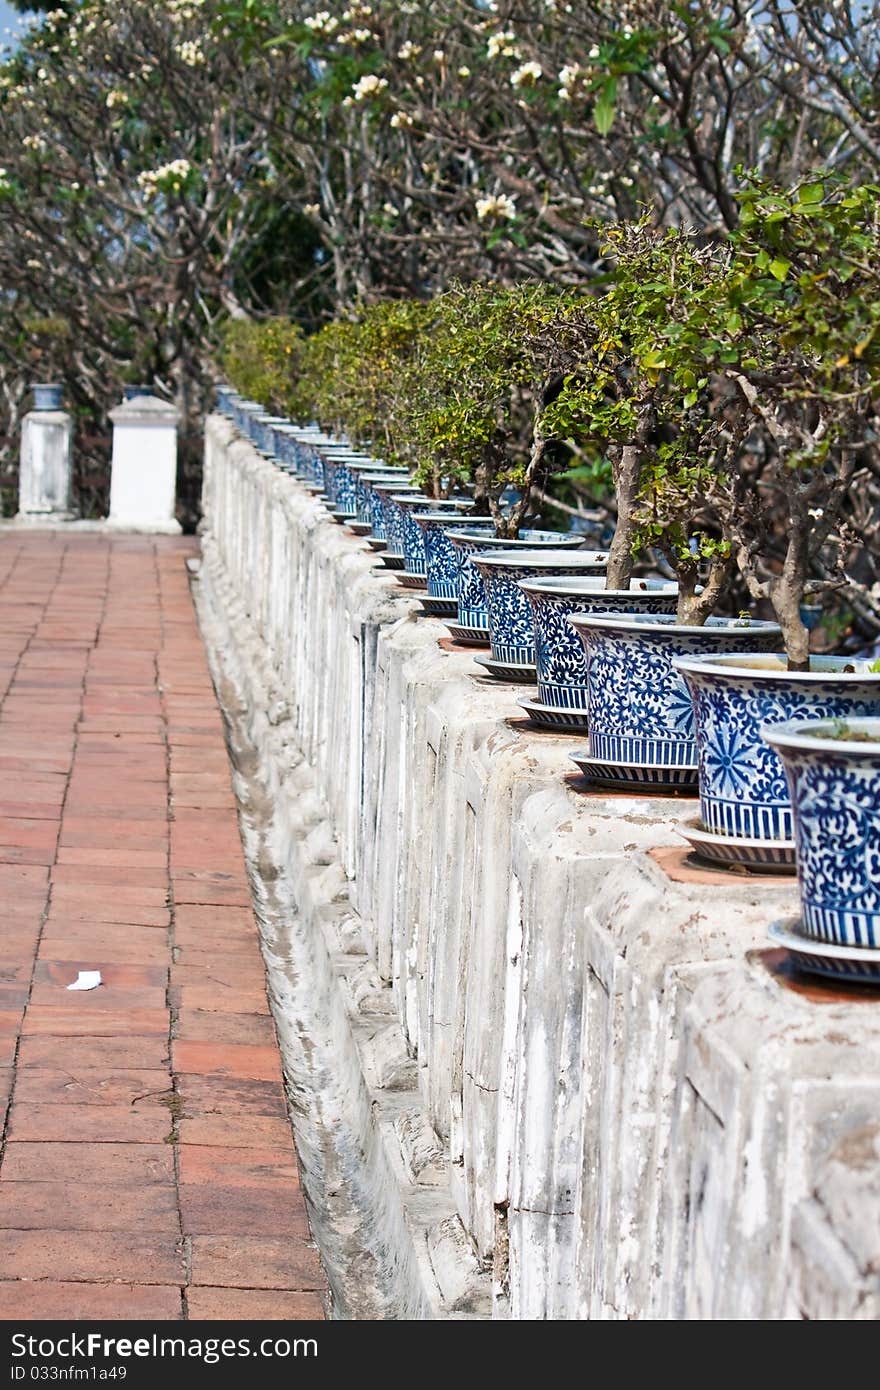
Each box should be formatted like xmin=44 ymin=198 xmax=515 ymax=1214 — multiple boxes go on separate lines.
xmin=0 ymin=532 xmax=326 ymax=1321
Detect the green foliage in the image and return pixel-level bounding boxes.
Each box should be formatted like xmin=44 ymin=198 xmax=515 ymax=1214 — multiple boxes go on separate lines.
xmin=221 ymin=318 xmax=304 ymax=415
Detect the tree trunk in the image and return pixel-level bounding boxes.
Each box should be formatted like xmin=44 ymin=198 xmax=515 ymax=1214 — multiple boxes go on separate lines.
xmin=775 ymin=599 xmax=810 ymax=670
xmin=504 ymin=434 xmax=548 ymax=539
xmin=675 ymin=556 xmax=732 ymax=626
xmin=605 ymin=444 xmax=642 ymax=590
xmin=772 ymin=503 xmax=811 ymax=670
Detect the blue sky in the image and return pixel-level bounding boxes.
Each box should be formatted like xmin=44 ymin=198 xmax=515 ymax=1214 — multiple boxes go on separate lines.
xmin=0 ymin=2 xmax=34 ymax=54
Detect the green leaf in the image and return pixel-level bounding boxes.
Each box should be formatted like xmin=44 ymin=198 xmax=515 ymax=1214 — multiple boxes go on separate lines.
xmin=769 ymin=257 xmax=791 ymax=281
xmin=593 ymin=79 xmax=617 ymax=135
xmin=797 ymin=183 xmax=825 ymax=204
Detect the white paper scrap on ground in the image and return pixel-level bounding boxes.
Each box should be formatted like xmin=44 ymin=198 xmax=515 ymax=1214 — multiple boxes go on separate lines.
xmin=67 ymin=970 xmax=102 ymax=991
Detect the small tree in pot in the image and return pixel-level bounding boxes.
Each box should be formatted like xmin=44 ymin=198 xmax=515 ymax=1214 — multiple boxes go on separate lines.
xmin=400 ymin=281 xmax=587 ymax=535
xmin=712 ymin=178 xmax=880 ymax=669
xmin=537 ymin=222 xmax=739 ymax=622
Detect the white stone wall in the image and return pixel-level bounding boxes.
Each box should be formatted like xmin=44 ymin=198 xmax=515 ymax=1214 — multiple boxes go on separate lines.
xmin=200 ymin=415 xmax=880 ymax=1320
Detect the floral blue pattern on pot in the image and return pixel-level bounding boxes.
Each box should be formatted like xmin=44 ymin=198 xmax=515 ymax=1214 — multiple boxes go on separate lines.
xmin=763 ymin=717 xmax=880 ymax=947
xmin=354 ymin=470 xmax=407 ymax=524
xmin=473 ymin=551 xmax=608 ymax=665
xmin=381 ymin=488 xmax=425 ymax=557
xmin=401 ymin=499 xmax=473 ymax=575
xmin=449 ymin=529 xmax=587 ymax=635
xmin=675 ymin=654 xmax=880 ymax=841
xmin=572 ymin=614 xmax=781 ymax=769
xmin=521 ymin=577 xmax=678 ymax=709
xmin=420 ymin=516 xmax=496 ymax=597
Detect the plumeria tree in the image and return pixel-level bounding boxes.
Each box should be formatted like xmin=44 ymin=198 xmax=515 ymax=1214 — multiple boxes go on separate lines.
xmin=0 ymin=0 xmax=319 ymax=510
xmin=539 ymin=187 xmax=880 ymax=664
xmin=249 ymin=1 xmax=880 ymax=303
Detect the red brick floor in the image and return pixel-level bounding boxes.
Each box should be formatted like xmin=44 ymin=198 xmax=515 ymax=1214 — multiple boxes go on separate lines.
xmin=0 ymin=532 xmax=326 ymax=1321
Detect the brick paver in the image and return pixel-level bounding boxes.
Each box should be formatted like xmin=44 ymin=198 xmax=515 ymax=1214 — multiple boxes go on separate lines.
xmin=0 ymin=533 xmax=326 ymax=1322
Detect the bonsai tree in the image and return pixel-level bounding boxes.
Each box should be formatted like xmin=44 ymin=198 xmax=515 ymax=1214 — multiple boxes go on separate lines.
xmin=630 ymin=180 xmax=880 ymax=666
xmin=399 ymin=280 xmax=586 ymax=535
xmin=713 ymin=178 xmax=880 ymax=668
xmin=221 ymin=318 xmax=304 ymax=415
xmin=538 ymin=221 xmax=740 ymax=618
xmin=538 ymin=195 xmax=880 ymax=665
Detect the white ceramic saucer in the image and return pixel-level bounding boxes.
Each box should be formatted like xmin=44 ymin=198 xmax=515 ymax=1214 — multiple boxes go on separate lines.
xmin=419 ymin=594 xmax=457 ymax=617
xmin=567 ymin=748 xmax=698 ymax=789
xmin=516 ymin=696 xmax=589 ymax=733
xmin=446 ymin=622 xmax=490 ymax=646
xmin=678 ymin=817 xmax=796 ymax=873
xmin=473 ymin=655 xmax=537 ymax=684
xmin=769 ymin=918 xmax=880 ymax=984
xmin=395 ymin=572 xmax=428 ymax=590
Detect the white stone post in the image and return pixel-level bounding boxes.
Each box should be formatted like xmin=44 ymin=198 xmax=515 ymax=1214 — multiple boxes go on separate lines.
xmin=17 ymin=405 xmax=74 ymax=522
xmin=107 ymin=394 xmax=181 ymax=533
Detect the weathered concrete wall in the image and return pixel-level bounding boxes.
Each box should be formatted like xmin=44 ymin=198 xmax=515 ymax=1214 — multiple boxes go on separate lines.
xmin=199 ymin=415 xmax=880 ymax=1320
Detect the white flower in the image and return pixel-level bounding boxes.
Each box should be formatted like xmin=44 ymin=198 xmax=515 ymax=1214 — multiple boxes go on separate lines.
xmin=304 ymin=12 xmax=339 ymax=34
xmin=175 ymin=40 xmax=206 ymax=67
xmin=106 ymin=89 xmax=129 ymax=109
xmin=390 ymin=111 xmax=414 ymax=129
xmin=457 ymin=65 xmax=471 ymax=78
xmin=137 ymin=158 xmax=193 ymax=197
xmin=397 ymin=41 xmax=420 ymax=60
xmin=382 ymin=202 xmax=397 ymax=216
xmin=475 ymin=192 xmax=517 ymax=221
xmin=352 ymin=73 xmax=388 ymax=100
xmin=23 ymin=133 xmax=47 ymax=150
xmin=486 ymin=30 xmax=520 ymax=60
xmin=26 ymin=258 xmax=41 ymax=270
xmin=303 ymin=202 xmax=321 ymax=216
xmin=433 ymin=49 xmax=445 ymax=62
xmin=350 ymin=28 xmax=373 ymax=44
xmin=588 ymin=45 xmax=600 ymax=59
xmin=510 ymin=61 xmax=541 ymax=88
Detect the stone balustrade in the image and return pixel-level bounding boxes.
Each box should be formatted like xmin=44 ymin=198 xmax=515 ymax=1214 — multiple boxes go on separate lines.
xmin=198 ymin=414 xmax=880 ymax=1320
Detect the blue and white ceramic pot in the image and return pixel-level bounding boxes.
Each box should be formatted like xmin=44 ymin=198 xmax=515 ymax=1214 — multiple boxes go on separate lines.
xmin=233 ymin=399 xmax=261 ymax=435
xmin=448 ymin=529 xmax=587 ymax=639
xmin=329 ymin=455 xmax=374 ymax=515
xmin=380 ymin=487 xmax=430 ymax=557
xmin=417 ymin=515 xmax=496 ymax=598
xmin=253 ymin=414 xmax=287 ymax=456
xmin=762 ymin=717 xmax=880 ymax=946
xmin=123 ymin=385 xmax=154 ymax=401
xmin=354 ymin=469 xmax=409 ymax=526
xmin=674 ymin=653 xmax=880 ymax=842
xmin=520 ymin=577 xmax=678 ymax=711
xmin=214 ymin=384 xmax=234 ymax=414
xmin=317 ymin=447 xmax=361 ymax=508
xmin=32 ymin=383 xmax=64 ymax=411
xmin=357 ymin=475 xmax=413 ymax=536
xmin=298 ymin=433 xmax=336 ymax=488
xmin=472 ymin=551 xmax=609 ymax=666
xmin=570 ymin=614 xmax=781 ymax=769
xmin=267 ymin=421 xmax=292 ymax=463
xmin=399 ymin=497 xmax=475 ymax=575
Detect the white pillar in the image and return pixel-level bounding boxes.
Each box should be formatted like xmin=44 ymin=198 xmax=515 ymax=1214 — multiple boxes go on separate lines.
xmin=17 ymin=408 xmax=74 ymax=522
xmin=107 ymin=395 xmax=181 ymax=533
